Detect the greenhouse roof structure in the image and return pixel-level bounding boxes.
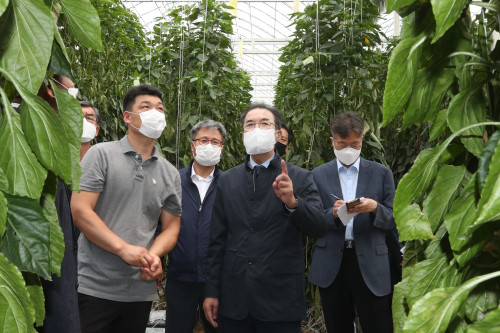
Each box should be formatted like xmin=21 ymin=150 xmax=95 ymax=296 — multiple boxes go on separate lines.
xmin=121 ymin=0 xmax=400 ymax=105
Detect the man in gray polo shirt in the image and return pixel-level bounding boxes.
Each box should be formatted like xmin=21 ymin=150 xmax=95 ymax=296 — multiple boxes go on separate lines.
xmin=71 ymin=85 xmax=182 ymax=333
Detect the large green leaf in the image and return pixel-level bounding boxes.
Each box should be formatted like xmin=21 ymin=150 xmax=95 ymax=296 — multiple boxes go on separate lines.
xmin=47 ymin=40 xmax=74 ymax=82
xmin=382 ymin=36 xmax=423 ymax=126
xmin=406 ymin=256 xmax=449 ymax=307
xmin=422 ymin=165 xmax=466 ymax=232
xmin=40 ymin=192 xmax=64 ymax=276
xmin=0 ymin=253 xmax=35 ymax=332
xmin=394 ymin=122 xmax=500 ymax=241
xmin=464 ymin=279 xmax=499 ymax=323
xmin=1 ymin=193 xmax=50 ymax=279
xmin=393 ymin=278 xmax=409 ymax=333
xmin=447 ymin=88 xmax=486 ymax=157
xmin=0 ymin=167 xmax=7 ymax=192
xmin=0 ymin=190 xmax=6 ymax=237
xmin=444 ymin=177 xmax=477 ymax=252
xmin=429 ymin=109 xmax=448 ymax=141
xmin=0 ymin=0 xmax=8 ymax=17
xmin=0 ymin=87 xmax=47 ymax=199
xmin=425 ymin=69 xmax=455 ymax=121
xmin=59 ymin=0 xmax=103 ymax=51
xmin=403 ymin=271 xmax=500 ymax=333
xmin=472 ymin=139 xmax=500 ymax=228
xmin=395 ymin=204 xmax=434 ymax=241
xmin=23 ymin=272 xmax=45 ymax=327
xmin=0 ymin=68 xmax=74 ymax=185
xmin=0 ymin=0 xmax=54 ymax=94
xmin=52 ymin=81 xmax=82 ymax=190
xmin=478 ymin=130 xmax=500 ymax=193
xmin=403 ymin=68 xmax=433 ymax=127
xmin=424 ymin=223 xmax=448 ymax=259
xmin=466 ymin=304 xmax=500 ymax=332
xmin=430 ymin=0 xmax=468 ymax=43
xmin=404 ymin=68 xmax=454 ymax=128
xmin=387 ymin=0 xmax=419 ymax=12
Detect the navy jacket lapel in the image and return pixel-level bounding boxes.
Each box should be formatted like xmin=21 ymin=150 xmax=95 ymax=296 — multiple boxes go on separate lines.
xmin=329 ymin=159 xmax=343 ymax=200
xmin=356 ymin=158 xmax=371 ymax=198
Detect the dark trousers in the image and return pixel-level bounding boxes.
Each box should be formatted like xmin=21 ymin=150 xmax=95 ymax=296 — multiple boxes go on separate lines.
xmin=165 ymin=279 xmax=217 ymax=333
xmin=319 ymin=247 xmax=393 ymax=333
xmin=78 ymin=293 xmax=152 ymax=333
xmin=221 ymin=314 xmax=301 ymax=333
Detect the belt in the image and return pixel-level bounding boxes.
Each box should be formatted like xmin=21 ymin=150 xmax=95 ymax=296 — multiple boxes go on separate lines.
xmin=344 ymin=240 xmax=355 ymax=248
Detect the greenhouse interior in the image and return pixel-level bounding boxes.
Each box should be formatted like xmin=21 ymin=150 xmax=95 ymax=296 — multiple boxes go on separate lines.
xmin=0 ymin=0 xmax=499 ymax=332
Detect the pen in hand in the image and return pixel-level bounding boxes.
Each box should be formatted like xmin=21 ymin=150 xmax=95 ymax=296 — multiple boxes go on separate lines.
xmin=330 ymin=193 xmax=342 ymax=200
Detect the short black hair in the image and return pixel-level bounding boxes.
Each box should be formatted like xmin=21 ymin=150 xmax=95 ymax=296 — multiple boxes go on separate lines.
xmin=330 ymin=112 xmax=364 ymax=138
xmin=281 ymin=122 xmax=294 ymax=144
xmin=240 ymin=102 xmax=282 ymax=130
xmin=123 ymin=85 xmax=163 ymax=112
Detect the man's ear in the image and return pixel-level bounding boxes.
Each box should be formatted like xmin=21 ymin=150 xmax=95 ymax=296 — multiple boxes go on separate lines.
xmin=123 ymin=111 xmax=131 ymax=124
xmin=275 ymin=129 xmax=282 ymax=142
xmin=95 ymin=126 xmax=100 ymax=138
xmin=190 ymin=141 xmax=196 ymax=156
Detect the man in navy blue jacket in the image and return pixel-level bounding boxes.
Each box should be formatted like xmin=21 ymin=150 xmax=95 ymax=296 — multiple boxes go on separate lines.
xmin=165 ymin=120 xmax=226 ymax=333
xmin=203 ymin=104 xmax=327 ymax=333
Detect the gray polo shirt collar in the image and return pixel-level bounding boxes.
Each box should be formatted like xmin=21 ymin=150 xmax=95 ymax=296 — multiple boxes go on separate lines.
xmin=119 ymin=135 xmax=159 ymax=160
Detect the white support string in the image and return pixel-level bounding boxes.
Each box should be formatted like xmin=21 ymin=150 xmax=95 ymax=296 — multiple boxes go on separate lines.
xmin=199 ymin=0 xmax=209 ymax=113
xmin=175 ymin=9 xmax=186 ymax=169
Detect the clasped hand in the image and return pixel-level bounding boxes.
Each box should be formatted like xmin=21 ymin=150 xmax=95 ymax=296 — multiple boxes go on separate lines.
xmin=272 ymin=160 xmax=298 ymax=209
xmin=119 ymin=244 xmax=162 ymax=281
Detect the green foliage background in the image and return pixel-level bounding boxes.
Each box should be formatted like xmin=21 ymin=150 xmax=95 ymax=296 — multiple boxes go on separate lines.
xmin=384 ymin=0 xmax=500 ymax=332
xmin=2 ymin=0 xmax=499 ymax=331
xmin=0 ymin=0 xmax=102 ymax=330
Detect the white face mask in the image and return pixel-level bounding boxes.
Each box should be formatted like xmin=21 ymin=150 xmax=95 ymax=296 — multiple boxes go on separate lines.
xmin=194 ymin=144 xmax=222 ymax=166
xmin=243 ymin=128 xmax=276 ymax=155
xmin=67 ymin=87 xmax=79 ymax=99
xmin=334 ymin=147 xmax=361 ymax=166
xmin=81 ymin=118 xmax=97 ymax=143
xmin=127 ymin=109 xmax=166 ymax=139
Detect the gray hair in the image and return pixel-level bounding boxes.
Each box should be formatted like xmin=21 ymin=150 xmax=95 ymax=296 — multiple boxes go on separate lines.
xmin=330 ymin=112 xmax=364 ymax=138
xmin=190 ymin=119 xmax=227 ymax=142
xmin=80 ymin=100 xmax=100 ymax=124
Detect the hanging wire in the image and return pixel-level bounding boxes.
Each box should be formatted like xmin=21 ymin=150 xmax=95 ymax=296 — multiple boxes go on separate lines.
xmin=199 ymin=0 xmax=209 ymax=114
xmin=175 ymin=8 xmax=186 ymax=169
xmin=306 ymin=0 xmax=320 ymax=168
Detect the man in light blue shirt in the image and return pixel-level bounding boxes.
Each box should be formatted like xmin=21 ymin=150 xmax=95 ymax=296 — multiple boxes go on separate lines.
xmin=308 ymin=112 xmax=396 ymax=333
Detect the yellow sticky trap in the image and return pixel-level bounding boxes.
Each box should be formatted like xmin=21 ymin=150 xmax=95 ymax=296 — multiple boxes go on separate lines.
xmin=238 ymin=39 xmax=243 ymax=58
xmin=229 ymin=0 xmax=238 ymax=16
xmin=294 ymin=0 xmax=300 ymax=13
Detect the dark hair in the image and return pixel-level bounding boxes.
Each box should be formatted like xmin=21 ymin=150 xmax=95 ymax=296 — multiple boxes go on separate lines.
xmin=123 ymin=85 xmax=163 ymax=112
xmin=190 ymin=119 xmax=227 ymax=142
xmin=330 ymin=112 xmax=364 ymax=138
xmin=281 ymin=122 xmax=294 ymax=144
xmin=80 ymin=100 xmax=100 ymax=124
xmin=240 ymin=102 xmax=282 ymax=130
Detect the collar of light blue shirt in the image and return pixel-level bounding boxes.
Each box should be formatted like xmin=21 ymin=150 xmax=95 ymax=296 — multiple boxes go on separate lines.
xmin=336 ymin=157 xmax=360 ymax=173
xmin=191 ymin=165 xmax=215 ymax=182
xmin=248 ymin=154 xmax=275 ymax=169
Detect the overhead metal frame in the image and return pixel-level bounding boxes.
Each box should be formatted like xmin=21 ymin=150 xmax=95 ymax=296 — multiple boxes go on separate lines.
xmin=121 ymin=0 xmax=398 ymax=105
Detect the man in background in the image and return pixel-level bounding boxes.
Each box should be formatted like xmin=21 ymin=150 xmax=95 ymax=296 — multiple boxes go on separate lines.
xmin=275 ymin=122 xmax=294 ymax=157
xmin=165 ymin=120 xmax=226 ymax=333
xmin=37 ymin=74 xmax=98 ymax=333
